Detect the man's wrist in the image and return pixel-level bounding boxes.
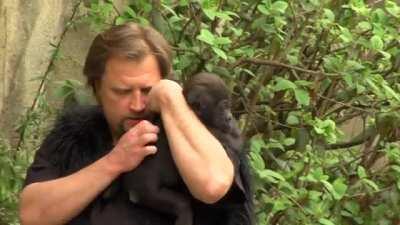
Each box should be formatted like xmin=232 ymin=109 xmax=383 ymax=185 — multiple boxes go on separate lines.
xmin=157 ymin=81 xmax=184 ymax=111
xmin=101 ymin=153 xmax=124 ymax=178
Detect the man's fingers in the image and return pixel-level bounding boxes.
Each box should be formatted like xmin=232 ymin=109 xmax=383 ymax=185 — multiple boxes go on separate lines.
xmin=137 ymin=133 xmax=158 ymax=146
xmin=130 ymin=120 xmax=159 ymax=135
xmin=143 ymin=145 xmax=157 ymax=155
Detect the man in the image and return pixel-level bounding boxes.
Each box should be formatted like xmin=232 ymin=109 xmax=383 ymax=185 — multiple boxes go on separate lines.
xmin=19 ymin=22 xmax=248 ymax=225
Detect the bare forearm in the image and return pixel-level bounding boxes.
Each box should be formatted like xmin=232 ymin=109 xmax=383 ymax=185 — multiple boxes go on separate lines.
xmin=160 ymin=91 xmax=234 ymax=203
xmin=19 ymin=155 xmax=120 ymax=225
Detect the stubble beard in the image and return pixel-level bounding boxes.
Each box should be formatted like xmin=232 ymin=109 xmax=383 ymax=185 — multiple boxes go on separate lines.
xmin=114 ymin=111 xmax=157 ymax=140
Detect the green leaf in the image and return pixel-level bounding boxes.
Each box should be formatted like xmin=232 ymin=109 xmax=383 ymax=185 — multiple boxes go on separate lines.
xmin=115 ymin=17 xmax=128 ymax=25
xmin=397 ymin=180 xmax=400 ymax=191
xmin=386 ymin=1 xmax=400 ymax=18
xmin=250 ymin=152 xmax=265 ymax=170
xmin=379 ymin=50 xmax=391 ymax=60
xmin=323 ymin=56 xmax=343 ymax=72
xmin=332 ymin=179 xmax=348 ymax=200
xmin=272 ymin=198 xmax=291 ymax=213
xmin=319 ymin=218 xmax=335 ymax=225
xmin=294 ymin=88 xmax=310 ymax=106
xmin=214 ymin=37 xmax=232 ymax=45
xmin=356 ymin=84 xmax=366 ymax=94
xmin=321 ymin=180 xmax=336 ymax=196
xmin=283 ymin=138 xmax=296 ymax=146
xmin=362 ymin=178 xmax=380 ymax=191
xmin=365 ymin=78 xmax=381 ymax=94
xmin=266 ymin=142 xmax=285 ymax=151
xmin=271 ymin=1 xmax=288 ymax=14
xmin=357 ymin=21 xmax=371 ymax=31
xmin=259 ymin=169 xmax=286 ymax=182
xmin=391 ymin=165 xmax=400 ymax=174
xmin=383 ymin=84 xmax=400 ymax=102
xmin=357 ymin=166 xmax=367 ymax=179
xmin=339 ymin=27 xmax=353 ymax=43
xmin=212 ymin=47 xmax=227 ymax=60
xmin=287 ymin=115 xmax=300 ymax=125
xmin=295 ymin=80 xmax=313 ymax=87
xmin=312 ymin=167 xmax=329 ymax=181
xmin=370 ymin=35 xmax=384 ymax=50
xmin=196 ymin=29 xmax=215 ymax=45
xmin=250 ymin=136 xmax=265 ymax=153
xmin=346 ymin=60 xmax=364 ymax=71
xmin=274 ymin=78 xmax=297 ymax=91
xmin=178 ymin=0 xmax=189 ymax=6
xmin=125 ymin=6 xmax=136 ymax=18
xmin=203 ymin=8 xmax=217 ymax=20
xmin=344 ymin=200 xmax=360 ymax=215
xmin=343 ymin=73 xmax=354 ymax=87
xmin=308 ymin=190 xmax=323 ymax=200
xmin=323 ymin=9 xmax=335 ymax=22
xmin=257 ymin=4 xmax=270 ymax=15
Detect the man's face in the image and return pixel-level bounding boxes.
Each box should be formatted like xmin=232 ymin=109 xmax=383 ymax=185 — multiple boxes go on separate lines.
xmin=95 ymin=54 xmax=162 ymax=140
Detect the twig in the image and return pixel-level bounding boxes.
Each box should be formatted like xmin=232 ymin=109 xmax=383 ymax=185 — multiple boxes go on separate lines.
xmin=316 ymin=94 xmax=374 ymax=114
xmin=178 ymin=17 xmax=194 ymax=43
xmin=16 ymin=0 xmax=82 ymax=150
xmin=326 ymin=127 xmax=376 ymax=150
xmin=234 ymin=58 xmax=340 ymax=77
xmin=110 ymin=1 xmax=121 ymax=16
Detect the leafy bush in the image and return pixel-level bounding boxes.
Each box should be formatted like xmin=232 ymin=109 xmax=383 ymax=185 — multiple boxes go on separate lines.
xmin=3 ymin=0 xmax=400 ymax=224
xmin=0 ymin=140 xmax=32 ymax=225
xmin=84 ymin=1 xmax=400 ymax=224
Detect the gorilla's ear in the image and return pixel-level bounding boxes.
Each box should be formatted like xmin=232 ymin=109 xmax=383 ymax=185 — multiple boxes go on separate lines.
xmin=185 ymin=87 xmax=208 ymax=114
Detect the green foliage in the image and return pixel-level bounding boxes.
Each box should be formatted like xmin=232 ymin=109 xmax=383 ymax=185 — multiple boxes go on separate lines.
xmin=0 ymin=140 xmax=33 ymax=225
xmin=3 ymin=0 xmax=400 ymax=224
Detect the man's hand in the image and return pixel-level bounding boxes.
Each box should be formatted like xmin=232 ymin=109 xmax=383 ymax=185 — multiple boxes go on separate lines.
xmin=146 ymin=79 xmax=183 ymax=113
xmin=105 ymin=120 xmax=160 ymax=173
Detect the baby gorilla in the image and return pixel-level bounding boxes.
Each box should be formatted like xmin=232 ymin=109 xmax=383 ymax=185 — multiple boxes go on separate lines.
xmin=113 ymin=72 xmax=244 ymax=225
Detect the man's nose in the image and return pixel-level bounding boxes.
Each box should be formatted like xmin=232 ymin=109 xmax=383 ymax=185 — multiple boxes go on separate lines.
xmin=129 ymin=91 xmax=146 ymax=112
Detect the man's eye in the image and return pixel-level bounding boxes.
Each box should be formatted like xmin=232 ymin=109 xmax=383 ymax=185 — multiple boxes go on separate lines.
xmin=113 ymin=89 xmax=131 ymax=95
xmin=141 ymin=87 xmax=152 ymax=95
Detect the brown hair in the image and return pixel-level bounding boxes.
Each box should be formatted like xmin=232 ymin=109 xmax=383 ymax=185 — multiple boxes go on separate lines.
xmin=83 ymin=22 xmax=172 ymax=92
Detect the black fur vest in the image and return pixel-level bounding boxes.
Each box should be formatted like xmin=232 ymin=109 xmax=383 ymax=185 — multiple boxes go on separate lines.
xmin=42 ymin=105 xmax=113 ymax=175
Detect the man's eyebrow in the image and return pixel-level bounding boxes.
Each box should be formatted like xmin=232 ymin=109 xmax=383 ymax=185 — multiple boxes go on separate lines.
xmin=111 ymin=87 xmax=132 ymax=92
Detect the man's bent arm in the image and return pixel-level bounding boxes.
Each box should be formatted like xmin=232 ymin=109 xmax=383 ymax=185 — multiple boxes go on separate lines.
xmin=19 ymin=155 xmax=120 ymax=225
xmin=156 ymin=81 xmax=235 ymax=204
xmin=20 ymin=119 xmax=158 ymax=225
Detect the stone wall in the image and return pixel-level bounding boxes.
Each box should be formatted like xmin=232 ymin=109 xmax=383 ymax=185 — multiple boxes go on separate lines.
xmin=0 ymin=0 xmax=127 ymax=144
xmin=0 ymin=0 xmax=76 ymax=142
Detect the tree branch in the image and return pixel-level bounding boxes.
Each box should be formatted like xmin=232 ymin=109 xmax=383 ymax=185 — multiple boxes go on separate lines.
xmin=16 ymin=0 xmax=83 ymax=150
xmin=326 ymin=127 xmax=377 ymax=150
xmin=233 ymin=58 xmax=340 ymax=77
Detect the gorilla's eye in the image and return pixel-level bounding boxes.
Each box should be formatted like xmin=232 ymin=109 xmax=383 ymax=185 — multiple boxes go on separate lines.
xmin=219 ymin=99 xmax=230 ymax=108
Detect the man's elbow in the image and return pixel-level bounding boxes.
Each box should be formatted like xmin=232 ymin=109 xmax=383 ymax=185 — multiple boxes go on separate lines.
xmin=20 ymin=208 xmax=39 ymax=225
xmin=201 ymin=166 xmax=234 ymax=204
xmin=19 ymin=189 xmax=43 ymax=225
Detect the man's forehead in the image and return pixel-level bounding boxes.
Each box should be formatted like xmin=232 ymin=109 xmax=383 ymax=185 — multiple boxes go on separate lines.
xmin=103 ymin=56 xmax=161 ymax=83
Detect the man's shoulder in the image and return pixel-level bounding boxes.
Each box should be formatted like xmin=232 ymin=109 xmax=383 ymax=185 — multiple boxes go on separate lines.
xmin=45 ymin=104 xmax=112 ymax=145
xmin=39 ymin=105 xmax=112 ymax=171
xmin=55 ymin=105 xmax=106 ymax=130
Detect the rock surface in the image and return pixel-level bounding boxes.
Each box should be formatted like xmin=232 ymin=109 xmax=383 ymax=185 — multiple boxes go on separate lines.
xmin=0 ymin=0 xmax=127 ymax=144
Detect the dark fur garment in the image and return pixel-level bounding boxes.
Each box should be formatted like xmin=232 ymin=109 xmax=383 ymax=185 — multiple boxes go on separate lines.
xmin=39 ymin=106 xmax=113 ymax=176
